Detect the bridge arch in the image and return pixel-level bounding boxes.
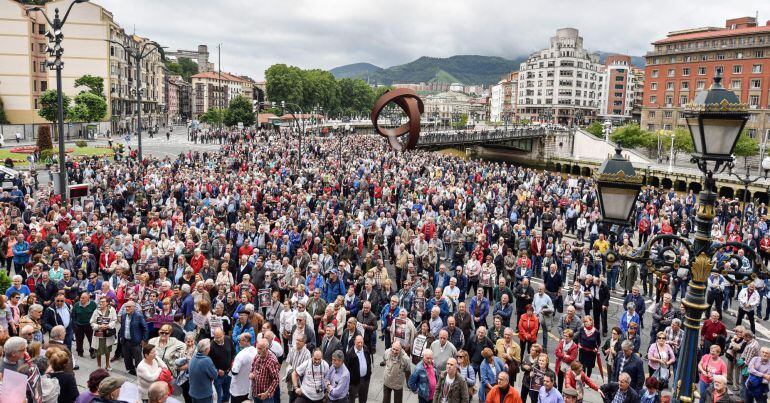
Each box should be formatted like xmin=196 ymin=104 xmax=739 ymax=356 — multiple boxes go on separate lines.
xmin=736 ymin=188 xmax=751 ymax=203
xmin=580 ymin=167 xmax=592 ymax=177
xmin=648 ymin=176 xmax=660 ymax=188
xmin=754 ymin=191 xmax=769 ymax=204
xmin=571 ymin=165 xmax=580 ymax=175
xmin=719 ymin=186 xmax=734 ymax=199
xmin=661 ymin=178 xmax=673 ymax=189
xmin=688 ymin=182 xmax=702 ymax=193
xmin=555 ymin=163 xmax=562 ymax=173
xmin=674 ymin=180 xmax=687 ymax=192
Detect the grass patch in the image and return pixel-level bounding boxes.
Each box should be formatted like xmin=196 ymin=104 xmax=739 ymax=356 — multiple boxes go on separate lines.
xmin=0 ymin=146 xmax=114 ymax=163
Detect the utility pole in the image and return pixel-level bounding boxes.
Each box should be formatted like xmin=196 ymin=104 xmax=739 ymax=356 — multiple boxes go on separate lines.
xmin=218 ymin=43 xmax=222 ymax=131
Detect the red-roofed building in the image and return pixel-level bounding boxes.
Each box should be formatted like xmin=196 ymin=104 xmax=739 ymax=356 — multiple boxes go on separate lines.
xmin=642 ymin=17 xmax=770 ymax=143
xmin=190 ymin=71 xmax=249 ymax=118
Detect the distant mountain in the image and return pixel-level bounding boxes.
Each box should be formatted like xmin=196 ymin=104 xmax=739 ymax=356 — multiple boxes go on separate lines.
xmin=331 ymin=52 xmax=645 ymax=86
xmin=329 ymin=63 xmax=383 ymax=80
xmin=596 ymin=52 xmax=646 ymax=69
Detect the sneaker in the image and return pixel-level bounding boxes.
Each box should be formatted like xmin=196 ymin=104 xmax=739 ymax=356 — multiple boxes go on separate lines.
xmin=380 ymin=361 xmax=386 ymax=367
xmin=90 ymin=350 xmax=96 ymax=359
xmin=73 ymin=365 xmax=79 ymax=370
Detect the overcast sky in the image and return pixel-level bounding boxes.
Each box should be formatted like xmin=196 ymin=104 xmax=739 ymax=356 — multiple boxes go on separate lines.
xmin=95 ymin=0 xmax=766 ymax=80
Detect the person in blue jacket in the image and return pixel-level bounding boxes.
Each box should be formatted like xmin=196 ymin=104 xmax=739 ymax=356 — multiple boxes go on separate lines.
xmin=231 ymin=309 xmax=255 ymax=353
xmin=322 ymin=270 xmax=346 ymax=303
xmin=408 ymin=349 xmax=439 ymax=403
xmin=468 ymin=288 xmax=490 ymax=329
xmin=479 ymin=347 xmax=506 ymax=402
xmin=189 ymin=339 xmax=218 ymax=402
xmin=12 ymin=234 xmax=30 ymax=273
xmin=425 ymin=288 xmax=450 ymax=324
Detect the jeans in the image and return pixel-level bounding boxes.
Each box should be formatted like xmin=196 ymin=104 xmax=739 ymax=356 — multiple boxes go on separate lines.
xmin=672 ymin=279 xmax=687 ymax=301
xmin=608 ymin=267 xmax=619 ymax=290
xmin=213 ymin=373 xmax=231 ymax=403
xmin=252 ymin=398 xmax=275 ymax=403
xmin=699 ymin=380 xmax=710 ymax=403
xmin=744 ymin=392 xmax=768 ymax=403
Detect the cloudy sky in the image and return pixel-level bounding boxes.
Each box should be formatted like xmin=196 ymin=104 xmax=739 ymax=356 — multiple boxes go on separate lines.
xmin=95 ymin=0 xmax=765 ymax=80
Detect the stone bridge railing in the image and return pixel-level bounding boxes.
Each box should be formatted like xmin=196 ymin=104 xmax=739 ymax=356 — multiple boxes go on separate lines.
xmin=416 ymin=126 xmax=574 ymax=147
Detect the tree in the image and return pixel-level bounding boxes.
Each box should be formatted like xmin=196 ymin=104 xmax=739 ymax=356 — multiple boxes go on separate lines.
xmin=585 ymin=121 xmax=603 ymax=137
xmin=667 ymin=128 xmax=694 ymax=164
xmin=70 ymin=92 xmax=108 ymax=123
xmin=300 ymin=69 xmax=340 ymax=112
xmin=265 ymin=64 xmax=304 ymax=107
xmin=373 ymin=86 xmax=393 ymax=101
xmin=74 ymin=75 xmax=105 ymax=98
xmin=734 ymin=130 xmax=760 ymax=166
xmin=164 ymin=57 xmax=198 ymax=82
xmin=223 ymin=95 xmax=255 ymax=127
xmin=338 ymin=78 xmax=374 ymax=116
xmin=610 ymin=123 xmax=653 ymax=149
xmin=36 ymin=125 xmax=52 ymax=151
xmin=38 ymin=90 xmax=71 ymax=123
xmin=451 ymin=113 xmax=468 ymax=129
xmin=199 ymin=108 xmax=224 ymax=125
xmin=0 ymin=96 xmax=8 ymax=124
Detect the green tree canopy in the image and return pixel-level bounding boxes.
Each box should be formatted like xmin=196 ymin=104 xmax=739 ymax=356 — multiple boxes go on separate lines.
xmin=300 ymin=69 xmax=340 ymax=113
xmin=585 ymin=121 xmax=603 ymax=137
xmin=199 ymin=108 xmax=224 ymax=125
xmin=74 ymin=75 xmax=105 ymax=98
xmin=0 ymin=96 xmax=8 ymax=124
xmin=38 ymin=90 xmax=71 ymax=123
xmin=734 ymin=130 xmax=760 ymax=166
xmin=265 ymin=64 xmax=304 ymax=108
xmin=338 ymin=78 xmax=374 ymax=116
xmin=610 ymin=123 xmax=653 ymax=149
xmin=224 ymin=95 xmax=255 ymax=127
xmin=164 ymin=57 xmax=198 ymax=82
xmin=70 ymin=91 xmax=108 ymax=123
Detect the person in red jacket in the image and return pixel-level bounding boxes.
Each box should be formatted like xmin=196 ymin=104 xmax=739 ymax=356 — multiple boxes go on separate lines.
xmin=517 ymin=304 xmax=539 ymax=356
xmin=554 ymin=328 xmax=579 ymax=390
xmin=189 ymin=248 xmax=206 ymax=274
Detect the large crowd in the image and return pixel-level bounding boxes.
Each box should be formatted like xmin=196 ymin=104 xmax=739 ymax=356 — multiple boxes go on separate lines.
xmin=1 ymin=126 xmax=770 ymax=403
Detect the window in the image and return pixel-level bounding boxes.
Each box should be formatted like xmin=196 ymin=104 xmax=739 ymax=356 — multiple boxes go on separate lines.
xmin=714 ymin=66 xmax=724 ymax=75
xmin=751 ymin=79 xmax=761 ymax=88
xmin=665 ymin=96 xmax=673 ymax=105
xmin=716 ymin=53 xmax=725 ymax=60
xmin=664 ymin=124 xmax=672 ymax=130
xmin=648 ymin=111 xmax=656 ymax=118
xmin=667 ymin=69 xmax=675 ymax=77
xmin=614 ymin=84 xmax=624 ymax=90
xmin=748 ymin=129 xmax=757 ymax=138
xmin=33 ymin=80 xmax=37 ymax=91
xmin=682 ymin=68 xmax=690 ymax=76
xmin=666 ymin=82 xmax=674 ymax=90
xmin=697 ymin=67 xmax=706 ymax=75
xmin=647 ymin=124 xmax=655 ymax=131
xmin=696 ymin=81 xmax=705 ymax=90
xmin=680 ymin=95 xmax=688 ymax=105
xmin=650 ymin=95 xmax=657 ymax=103
xmin=664 ymin=111 xmax=673 ymax=118
xmin=680 ymin=81 xmax=689 ymax=90
xmin=731 ymin=80 xmax=742 ymax=89
xmin=753 ymin=64 xmax=762 ymax=73
xmin=40 ymin=61 xmax=46 ymax=72
xmin=38 ymin=24 xmax=45 ymax=35
xmin=650 ymin=82 xmax=658 ymax=90
xmin=615 ymin=75 xmax=625 ymax=81
xmin=750 ymin=95 xmax=760 ymax=106
xmin=651 ymin=70 xmax=659 ymax=78
xmin=755 ymin=50 xmax=764 ymax=58
xmin=733 ymin=65 xmax=743 ymax=74
xmin=40 ymin=81 xmax=47 ymax=91
xmin=701 ymin=55 xmax=708 ymax=61
xmin=38 ymin=43 xmax=45 ymax=53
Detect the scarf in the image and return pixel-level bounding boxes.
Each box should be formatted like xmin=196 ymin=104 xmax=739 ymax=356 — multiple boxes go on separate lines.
xmin=583 ymin=325 xmax=595 ymax=337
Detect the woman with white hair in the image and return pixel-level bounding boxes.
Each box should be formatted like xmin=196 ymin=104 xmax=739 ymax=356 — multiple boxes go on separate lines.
xmin=90 ymin=295 xmax=117 ymax=369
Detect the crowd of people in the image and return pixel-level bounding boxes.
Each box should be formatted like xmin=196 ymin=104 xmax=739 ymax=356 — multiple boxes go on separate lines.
xmin=1 ymin=126 xmax=770 ymax=403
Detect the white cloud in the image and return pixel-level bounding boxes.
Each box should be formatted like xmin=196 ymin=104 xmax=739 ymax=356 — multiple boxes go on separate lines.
xmin=94 ymin=0 xmax=767 ymax=80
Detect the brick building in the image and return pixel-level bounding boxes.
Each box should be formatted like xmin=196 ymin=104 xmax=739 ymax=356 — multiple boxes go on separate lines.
xmin=599 ymin=55 xmax=641 ymax=123
xmin=642 ymin=16 xmax=770 ymax=141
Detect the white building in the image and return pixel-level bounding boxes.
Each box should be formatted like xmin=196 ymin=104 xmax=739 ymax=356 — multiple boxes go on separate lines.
xmin=598 ymin=54 xmax=639 ymax=123
xmin=516 ymin=28 xmax=604 ymax=124
xmin=490 ymin=83 xmax=504 ymax=122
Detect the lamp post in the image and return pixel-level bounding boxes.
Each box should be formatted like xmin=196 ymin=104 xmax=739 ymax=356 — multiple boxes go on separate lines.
xmin=106 ymin=38 xmax=164 ymax=164
xmin=729 ymin=157 xmax=770 ymax=236
xmin=595 ymin=75 xmax=767 ymax=403
xmin=27 ymin=0 xmax=89 ymax=202
xmin=280 ymin=101 xmax=304 ymax=169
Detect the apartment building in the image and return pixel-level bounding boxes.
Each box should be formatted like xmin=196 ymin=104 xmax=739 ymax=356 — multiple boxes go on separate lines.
xmin=642 ymin=16 xmax=770 ymax=140
xmin=516 ymin=28 xmax=604 ymax=124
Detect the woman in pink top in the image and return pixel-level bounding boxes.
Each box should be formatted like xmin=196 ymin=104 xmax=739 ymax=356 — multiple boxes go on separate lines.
xmin=698 ymin=344 xmax=727 ymax=402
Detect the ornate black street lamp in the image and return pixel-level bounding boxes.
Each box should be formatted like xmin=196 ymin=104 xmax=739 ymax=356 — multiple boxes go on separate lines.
xmin=596 ymin=75 xmax=769 ymax=403
xmin=27 ymin=0 xmax=89 ymax=201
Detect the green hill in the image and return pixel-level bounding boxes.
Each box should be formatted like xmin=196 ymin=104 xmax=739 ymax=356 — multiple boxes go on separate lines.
xmin=331 ymin=52 xmax=645 ymax=86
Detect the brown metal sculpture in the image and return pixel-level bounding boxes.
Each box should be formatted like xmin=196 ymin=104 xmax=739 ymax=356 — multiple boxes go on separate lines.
xmin=370 ymin=88 xmax=424 ymax=151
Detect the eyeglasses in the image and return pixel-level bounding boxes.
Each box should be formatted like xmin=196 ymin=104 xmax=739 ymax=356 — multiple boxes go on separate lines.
xmin=658 ymin=336 xmax=665 ymax=340
xmin=159 ymin=331 xmax=170 ymax=335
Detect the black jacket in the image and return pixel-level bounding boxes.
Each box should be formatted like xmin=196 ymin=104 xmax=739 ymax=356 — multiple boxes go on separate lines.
xmin=345 ymin=345 xmax=372 ymax=385
xmin=611 ymin=353 xmax=645 ymax=392
xmin=42 ymin=303 xmax=73 ymax=334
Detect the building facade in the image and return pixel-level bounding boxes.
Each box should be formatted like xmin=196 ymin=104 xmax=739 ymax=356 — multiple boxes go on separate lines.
xmin=642 ymin=16 xmax=770 ymax=140
xmin=598 ymin=55 xmax=639 ymax=123
xmin=423 ymin=91 xmax=486 ymax=127
xmin=190 ymin=71 xmax=248 ymax=117
xmin=516 ymin=28 xmax=604 ymax=125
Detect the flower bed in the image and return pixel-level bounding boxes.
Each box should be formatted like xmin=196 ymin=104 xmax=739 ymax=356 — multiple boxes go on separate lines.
xmin=9 ymin=146 xmax=74 ymax=154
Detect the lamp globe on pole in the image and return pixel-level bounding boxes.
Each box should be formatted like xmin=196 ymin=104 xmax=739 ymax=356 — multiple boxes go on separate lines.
xmin=595 ymin=147 xmax=643 ymax=227
xmin=683 ymin=74 xmax=749 ymax=161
